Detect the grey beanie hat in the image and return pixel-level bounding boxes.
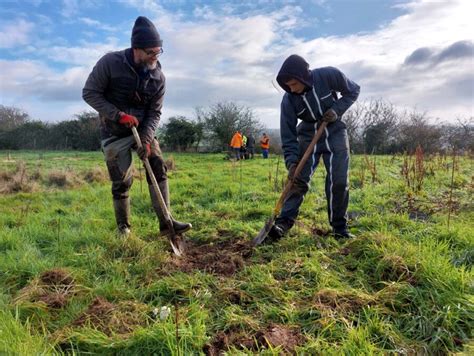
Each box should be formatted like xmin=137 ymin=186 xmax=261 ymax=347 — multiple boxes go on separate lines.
xmin=131 ymin=16 xmax=163 ymax=48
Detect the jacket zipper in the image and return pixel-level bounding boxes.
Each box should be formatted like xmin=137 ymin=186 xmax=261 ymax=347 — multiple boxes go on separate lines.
xmin=302 ymin=93 xmax=317 ymax=121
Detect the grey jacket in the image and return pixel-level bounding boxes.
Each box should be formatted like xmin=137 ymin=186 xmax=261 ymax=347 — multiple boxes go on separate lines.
xmin=82 ymin=48 xmax=165 ymax=144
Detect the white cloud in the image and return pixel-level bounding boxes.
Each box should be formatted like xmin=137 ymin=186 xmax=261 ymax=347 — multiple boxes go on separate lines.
xmin=1 ymin=0 xmax=473 ymax=125
xmin=40 ymin=37 xmax=122 ymax=66
xmin=61 ymin=0 xmax=79 ymax=18
xmin=79 ymin=17 xmax=116 ymax=32
xmin=0 ymin=59 xmax=89 ymax=102
xmin=0 ymin=19 xmax=34 ymax=48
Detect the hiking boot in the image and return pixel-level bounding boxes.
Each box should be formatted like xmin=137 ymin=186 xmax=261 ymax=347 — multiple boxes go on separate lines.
xmin=118 ymin=224 xmax=131 ymax=237
xmin=265 ymin=217 xmax=294 ymax=244
xmin=159 ymin=220 xmax=192 ymax=236
xmin=113 ymin=198 xmax=131 ymax=236
xmin=333 ymin=229 xmax=355 ymax=240
xmin=266 ymin=224 xmax=285 ymax=243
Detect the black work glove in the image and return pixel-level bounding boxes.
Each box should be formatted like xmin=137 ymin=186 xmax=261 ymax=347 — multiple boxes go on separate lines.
xmin=322 ymin=108 xmax=337 ymax=123
xmin=288 ymin=162 xmax=298 ymax=180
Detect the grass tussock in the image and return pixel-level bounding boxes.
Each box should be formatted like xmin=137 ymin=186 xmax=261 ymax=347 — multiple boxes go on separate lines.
xmin=0 ymin=161 xmax=39 ymax=194
xmin=313 ymin=288 xmax=376 ymax=315
xmin=72 ymin=297 xmax=150 ymax=336
xmin=83 ymin=167 xmax=108 ymax=183
xmin=46 ymin=170 xmax=81 ymax=188
xmin=14 ymin=268 xmax=77 ymax=309
xmin=165 ymin=155 xmax=176 ymax=171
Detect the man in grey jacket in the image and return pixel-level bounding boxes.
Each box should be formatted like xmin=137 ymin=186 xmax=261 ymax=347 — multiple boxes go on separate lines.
xmin=267 ymin=54 xmax=360 ymax=242
xmin=83 ymin=16 xmax=191 ymax=237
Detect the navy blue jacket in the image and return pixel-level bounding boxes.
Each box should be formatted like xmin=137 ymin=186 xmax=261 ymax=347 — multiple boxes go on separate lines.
xmin=278 ymin=65 xmax=360 ymax=168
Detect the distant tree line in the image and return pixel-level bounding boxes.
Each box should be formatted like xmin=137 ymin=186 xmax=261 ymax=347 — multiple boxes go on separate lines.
xmin=0 ymin=100 xmax=472 ymax=154
xmin=343 ymin=99 xmax=473 ymax=154
xmin=0 ymin=107 xmax=100 ymax=150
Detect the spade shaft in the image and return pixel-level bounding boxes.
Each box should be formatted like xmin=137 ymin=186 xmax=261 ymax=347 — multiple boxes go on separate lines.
xmin=253 ymin=121 xmax=328 ymax=246
xmin=131 ymin=127 xmax=184 ymax=256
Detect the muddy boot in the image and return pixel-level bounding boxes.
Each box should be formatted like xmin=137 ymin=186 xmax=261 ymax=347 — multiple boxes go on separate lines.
xmin=266 ymin=217 xmax=294 ymax=244
xmin=113 ymin=198 xmax=131 ymax=236
xmin=148 ymin=181 xmax=192 ymax=236
xmin=160 ymin=220 xmax=193 ymax=236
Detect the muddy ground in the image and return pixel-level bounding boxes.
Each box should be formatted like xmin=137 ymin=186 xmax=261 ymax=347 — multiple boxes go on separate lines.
xmin=204 ymin=324 xmax=305 ymax=355
xmin=166 ymin=238 xmax=254 ymax=277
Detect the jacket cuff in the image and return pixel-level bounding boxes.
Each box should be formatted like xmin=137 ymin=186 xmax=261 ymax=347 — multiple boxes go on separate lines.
xmin=115 ymin=111 xmax=124 ymax=122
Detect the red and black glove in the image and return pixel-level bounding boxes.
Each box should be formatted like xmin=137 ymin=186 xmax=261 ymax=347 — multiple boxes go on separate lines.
xmin=118 ymin=112 xmax=139 ymax=128
xmin=137 ymin=143 xmax=151 ymax=160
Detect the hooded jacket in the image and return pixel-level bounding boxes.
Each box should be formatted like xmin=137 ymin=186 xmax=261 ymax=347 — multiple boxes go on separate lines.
xmin=276 ymin=55 xmax=360 ymax=168
xmin=82 ymin=48 xmax=165 ymax=144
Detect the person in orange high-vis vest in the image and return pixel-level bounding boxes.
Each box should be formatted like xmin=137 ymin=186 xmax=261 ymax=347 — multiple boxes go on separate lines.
xmin=230 ymin=131 xmax=243 ymax=160
xmin=260 ymin=133 xmax=270 ymax=159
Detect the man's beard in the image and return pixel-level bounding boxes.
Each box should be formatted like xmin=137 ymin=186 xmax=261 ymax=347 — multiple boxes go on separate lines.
xmin=146 ymin=60 xmax=157 ymax=70
xmin=138 ymin=58 xmax=157 ymax=71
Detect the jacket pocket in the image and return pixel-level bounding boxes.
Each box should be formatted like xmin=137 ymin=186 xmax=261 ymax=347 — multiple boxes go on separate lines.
xmin=296 ymin=108 xmax=315 ymax=122
xmin=328 ymin=127 xmax=349 ymax=152
xmin=319 ymin=92 xmax=336 ymax=114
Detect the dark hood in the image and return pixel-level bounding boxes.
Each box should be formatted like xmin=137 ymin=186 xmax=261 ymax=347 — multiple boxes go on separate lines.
xmin=276 ymin=54 xmax=313 ymax=93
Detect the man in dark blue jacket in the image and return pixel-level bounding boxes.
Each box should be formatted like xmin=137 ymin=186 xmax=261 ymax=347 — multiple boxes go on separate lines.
xmin=268 ymin=54 xmax=360 ymax=242
xmin=83 ymin=16 xmax=191 ymax=237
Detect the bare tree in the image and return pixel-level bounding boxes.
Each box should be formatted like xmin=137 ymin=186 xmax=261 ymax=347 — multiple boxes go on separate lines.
xmin=343 ymin=101 xmax=365 ymax=152
xmin=0 ymin=105 xmax=30 ymax=131
xmin=362 ymin=99 xmax=399 ymax=153
xmin=440 ymin=117 xmax=474 ymax=152
xmin=397 ymin=110 xmax=443 ymax=153
xmin=201 ymin=101 xmax=263 ymax=151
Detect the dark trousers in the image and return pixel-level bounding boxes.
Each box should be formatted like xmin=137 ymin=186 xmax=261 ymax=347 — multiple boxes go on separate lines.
xmin=279 ymin=120 xmax=350 ymax=232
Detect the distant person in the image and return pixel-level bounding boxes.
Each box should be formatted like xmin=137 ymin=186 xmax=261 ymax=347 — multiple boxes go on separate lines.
xmin=267 ymin=54 xmax=360 ymax=242
xmin=230 ymin=130 xmax=243 ymax=160
xmin=246 ymin=133 xmax=255 ymax=159
xmin=241 ymin=134 xmax=248 ymax=159
xmin=82 ymin=16 xmax=191 ymax=237
xmin=260 ymin=133 xmax=270 ymax=159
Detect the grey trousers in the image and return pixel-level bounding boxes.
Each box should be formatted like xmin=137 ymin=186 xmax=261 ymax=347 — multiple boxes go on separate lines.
xmin=101 ymin=135 xmax=167 ymax=200
xmin=279 ymin=120 xmax=350 ymax=232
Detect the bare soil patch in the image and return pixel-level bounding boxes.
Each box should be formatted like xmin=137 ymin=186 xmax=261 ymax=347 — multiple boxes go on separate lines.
xmin=293 ymin=221 xmax=331 ymax=237
xmin=166 ymin=239 xmax=253 ymax=277
xmin=204 ymin=324 xmax=304 ymax=355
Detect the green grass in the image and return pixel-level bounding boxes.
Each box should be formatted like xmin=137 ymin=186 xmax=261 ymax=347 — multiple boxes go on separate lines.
xmin=0 ymin=150 xmax=473 ymax=355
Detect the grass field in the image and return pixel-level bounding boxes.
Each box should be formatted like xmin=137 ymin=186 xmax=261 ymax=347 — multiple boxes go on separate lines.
xmin=0 ymin=150 xmax=473 ymax=355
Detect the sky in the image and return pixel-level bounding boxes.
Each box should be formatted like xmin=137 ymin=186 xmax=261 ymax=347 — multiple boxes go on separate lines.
xmin=0 ymin=0 xmax=473 ymax=128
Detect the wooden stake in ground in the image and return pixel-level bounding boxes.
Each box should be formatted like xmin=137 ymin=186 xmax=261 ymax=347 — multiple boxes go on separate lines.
xmin=447 ymin=150 xmax=456 ymax=230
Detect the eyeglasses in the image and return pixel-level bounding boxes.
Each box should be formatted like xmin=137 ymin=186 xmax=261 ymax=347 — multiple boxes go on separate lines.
xmin=142 ymin=48 xmax=163 ymax=57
